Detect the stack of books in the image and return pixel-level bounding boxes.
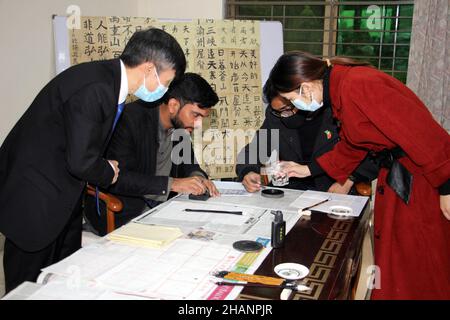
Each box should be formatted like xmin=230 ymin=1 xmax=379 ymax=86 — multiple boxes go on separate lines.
xmin=107 ymin=223 xmax=183 ymax=248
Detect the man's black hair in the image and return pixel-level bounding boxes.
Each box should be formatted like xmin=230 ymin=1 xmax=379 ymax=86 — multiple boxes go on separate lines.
xmin=162 ymin=73 xmax=219 ymax=109
xmin=120 ymin=28 xmax=186 ymax=79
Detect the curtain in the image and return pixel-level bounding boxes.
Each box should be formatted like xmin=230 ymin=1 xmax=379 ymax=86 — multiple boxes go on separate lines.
xmin=407 ymin=0 xmax=450 ymax=132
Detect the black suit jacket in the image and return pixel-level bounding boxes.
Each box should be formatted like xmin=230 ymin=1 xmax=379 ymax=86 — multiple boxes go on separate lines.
xmin=0 ymin=59 xmax=121 ymax=251
xmin=236 ymin=106 xmax=379 ymax=191
xmin=84 ymin=100 xmax=207 ymax=234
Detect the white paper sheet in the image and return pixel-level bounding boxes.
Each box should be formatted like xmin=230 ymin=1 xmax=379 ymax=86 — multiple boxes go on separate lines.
xmin=213 ymin=180 xmax=252 ymax=196
xmin=181 ymin=182 xmax=305 ymax=212
xmin=27 ymin=280 xmax=107 ymax=300
xmin=1 ymin=282 xmax=42 ymax=300
xmin=93 ymin=238 xmax=244 ymax=299
xmin=25 ymin=280 xmax=157 ymax=300
xmin=135 ymin=200 xmax=266 ymax=234
xmin=40 ymin=241 xmax=141 ymax=280
xmin=290 ymin=190 xmax=330 ymax=209
xmin=290 ymin=190 xmax=369 ymax=217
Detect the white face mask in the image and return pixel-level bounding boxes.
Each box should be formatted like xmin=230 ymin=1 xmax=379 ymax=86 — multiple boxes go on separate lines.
xmin=291 ymin=85 xmax=323 ymax=112
xmin=133 ymin=68 xmax=168 ymax=102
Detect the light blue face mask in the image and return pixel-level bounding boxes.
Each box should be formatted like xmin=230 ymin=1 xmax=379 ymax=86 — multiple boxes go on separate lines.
xmin=134 ymin=68 xmax=168 ymax=102
xmin=291 ymin=85 xmax=323 ymax=112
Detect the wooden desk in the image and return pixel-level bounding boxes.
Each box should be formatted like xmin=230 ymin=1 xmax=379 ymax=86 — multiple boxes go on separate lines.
xmin=238 ymin=203 xmax=371 ymax=300
xmin=2 ymin=186 xmax=371 ymax=300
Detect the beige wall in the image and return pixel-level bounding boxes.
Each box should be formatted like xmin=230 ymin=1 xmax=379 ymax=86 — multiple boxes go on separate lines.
xmin=0 ymin=0 xmax=224 ymax=144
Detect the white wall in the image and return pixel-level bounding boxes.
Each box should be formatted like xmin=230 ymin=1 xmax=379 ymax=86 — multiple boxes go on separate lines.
xmin=138 ymin=0 xmax=225 ymax=20
xmin=0 ymin=0 xmax=224 ymax=144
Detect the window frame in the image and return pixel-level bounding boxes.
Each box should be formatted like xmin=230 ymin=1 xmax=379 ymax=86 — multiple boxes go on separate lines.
xmin=226 ymin=0 xmax=415 ymax=82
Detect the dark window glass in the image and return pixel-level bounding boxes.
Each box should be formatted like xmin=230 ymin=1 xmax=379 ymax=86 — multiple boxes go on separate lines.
xmin=227 ymin=1 xmax=414 ymax=83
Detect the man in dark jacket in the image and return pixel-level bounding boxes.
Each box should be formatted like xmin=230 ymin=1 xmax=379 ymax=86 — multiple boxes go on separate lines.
xmin=0 ymin=28 xmax=186 ymax=293
xmin=236 ymin=80 xmax=379 ymax=194
xmin=84 ymin=73 xmax=220 ymax=236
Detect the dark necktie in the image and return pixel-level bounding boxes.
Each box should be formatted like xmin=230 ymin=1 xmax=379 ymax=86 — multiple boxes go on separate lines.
xmin=96 ymin=103 xmax=125 ymax=216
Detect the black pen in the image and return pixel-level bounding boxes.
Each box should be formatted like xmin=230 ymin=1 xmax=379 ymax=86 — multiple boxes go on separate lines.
xmin=183 ymin=208 xmax=243 ymax=215
xmin=301 ymin=198 xmax=331 ymax=212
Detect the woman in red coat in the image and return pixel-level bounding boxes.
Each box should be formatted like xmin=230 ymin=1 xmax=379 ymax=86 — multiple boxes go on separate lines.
xmin=268 ymin=51 xmax=450 ymax=299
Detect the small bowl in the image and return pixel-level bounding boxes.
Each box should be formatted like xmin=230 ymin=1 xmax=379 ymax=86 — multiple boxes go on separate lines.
xmin=329 ymin=205 xmax=353 ymax=215
xmin=261 ymin=188 xmax=284 ymax=198
xmin=274 ymin=263 xmax=309 ymax=280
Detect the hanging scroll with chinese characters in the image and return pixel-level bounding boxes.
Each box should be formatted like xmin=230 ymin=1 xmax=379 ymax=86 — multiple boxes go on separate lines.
xmin=69 ymin=17 xmax=263 ymax=179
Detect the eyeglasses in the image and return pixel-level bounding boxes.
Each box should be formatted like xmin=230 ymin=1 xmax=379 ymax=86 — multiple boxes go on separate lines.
xmin=270 ymin=104 xmax=296 ymax=118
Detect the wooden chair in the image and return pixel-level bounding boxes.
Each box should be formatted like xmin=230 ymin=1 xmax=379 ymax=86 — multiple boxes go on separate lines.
xmin=86 ymin=185 xmax=123 ymax=234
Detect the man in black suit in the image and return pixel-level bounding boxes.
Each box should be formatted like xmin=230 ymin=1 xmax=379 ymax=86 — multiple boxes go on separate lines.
xmin=0 ymin=28 xmax=186 ymax=293
xmin=84 ymin=73 xmax=220 ymax=236
xmin=236 ymin=80 xmax=379 ymax=193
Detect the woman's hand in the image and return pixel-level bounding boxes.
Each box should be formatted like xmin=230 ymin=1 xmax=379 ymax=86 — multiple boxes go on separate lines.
xmin=280 ymin=161 xmax=311 ymax=178
xmin=328 ymin=179 xmax=354 ymax=194
xmin=242 ymin=172 xmax=262 ymax=192
xmin=440 ymin=194 xmax=450 ymax=220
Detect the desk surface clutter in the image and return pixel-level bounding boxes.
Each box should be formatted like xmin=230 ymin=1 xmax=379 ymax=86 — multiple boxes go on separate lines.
xmin=2 ymin=182 xmax=369 ymax=300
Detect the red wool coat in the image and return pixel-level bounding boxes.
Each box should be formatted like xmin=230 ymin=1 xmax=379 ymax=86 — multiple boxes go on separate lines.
xmin=317 ymin=65 xmax=450 ymax=299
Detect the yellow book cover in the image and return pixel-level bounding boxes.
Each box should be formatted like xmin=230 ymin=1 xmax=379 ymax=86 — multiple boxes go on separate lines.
xmin=107 ymin=223 xmax=183 ymax=248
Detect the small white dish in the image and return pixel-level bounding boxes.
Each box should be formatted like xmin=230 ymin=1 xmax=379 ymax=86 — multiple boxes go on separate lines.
xmin=329 ymin=205 xmax=353 ymax=215
xmin=274 ymin=263 xmax=309 ymax=280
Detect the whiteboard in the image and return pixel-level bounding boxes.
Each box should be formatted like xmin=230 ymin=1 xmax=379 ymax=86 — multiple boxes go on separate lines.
xmin=52 ymin=16 xmax=283 ymax=91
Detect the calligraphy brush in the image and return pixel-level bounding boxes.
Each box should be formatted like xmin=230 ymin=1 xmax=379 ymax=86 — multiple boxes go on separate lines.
xmin=301 ymin=197 xmax=331 ymax=212
xmin=215 ymin=281 xmax=310 ymax=292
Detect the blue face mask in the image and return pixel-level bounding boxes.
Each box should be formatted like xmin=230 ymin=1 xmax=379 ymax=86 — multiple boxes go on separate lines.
xmin=291 ymin=85 xmax=323 ymax=112
xmin=134 ymin=68 xmax=168 ymax=102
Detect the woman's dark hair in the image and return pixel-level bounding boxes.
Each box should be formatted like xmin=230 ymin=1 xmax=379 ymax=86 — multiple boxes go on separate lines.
xmin=162 ymin=73 xmax=219 ymax=109
xmin=262 ymin=79 xmax=278 ymax=104
xmin=120 ymin=27 xmax=186 ymax=79
xmin=269 ymin=51 xmax=372 ymax=93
